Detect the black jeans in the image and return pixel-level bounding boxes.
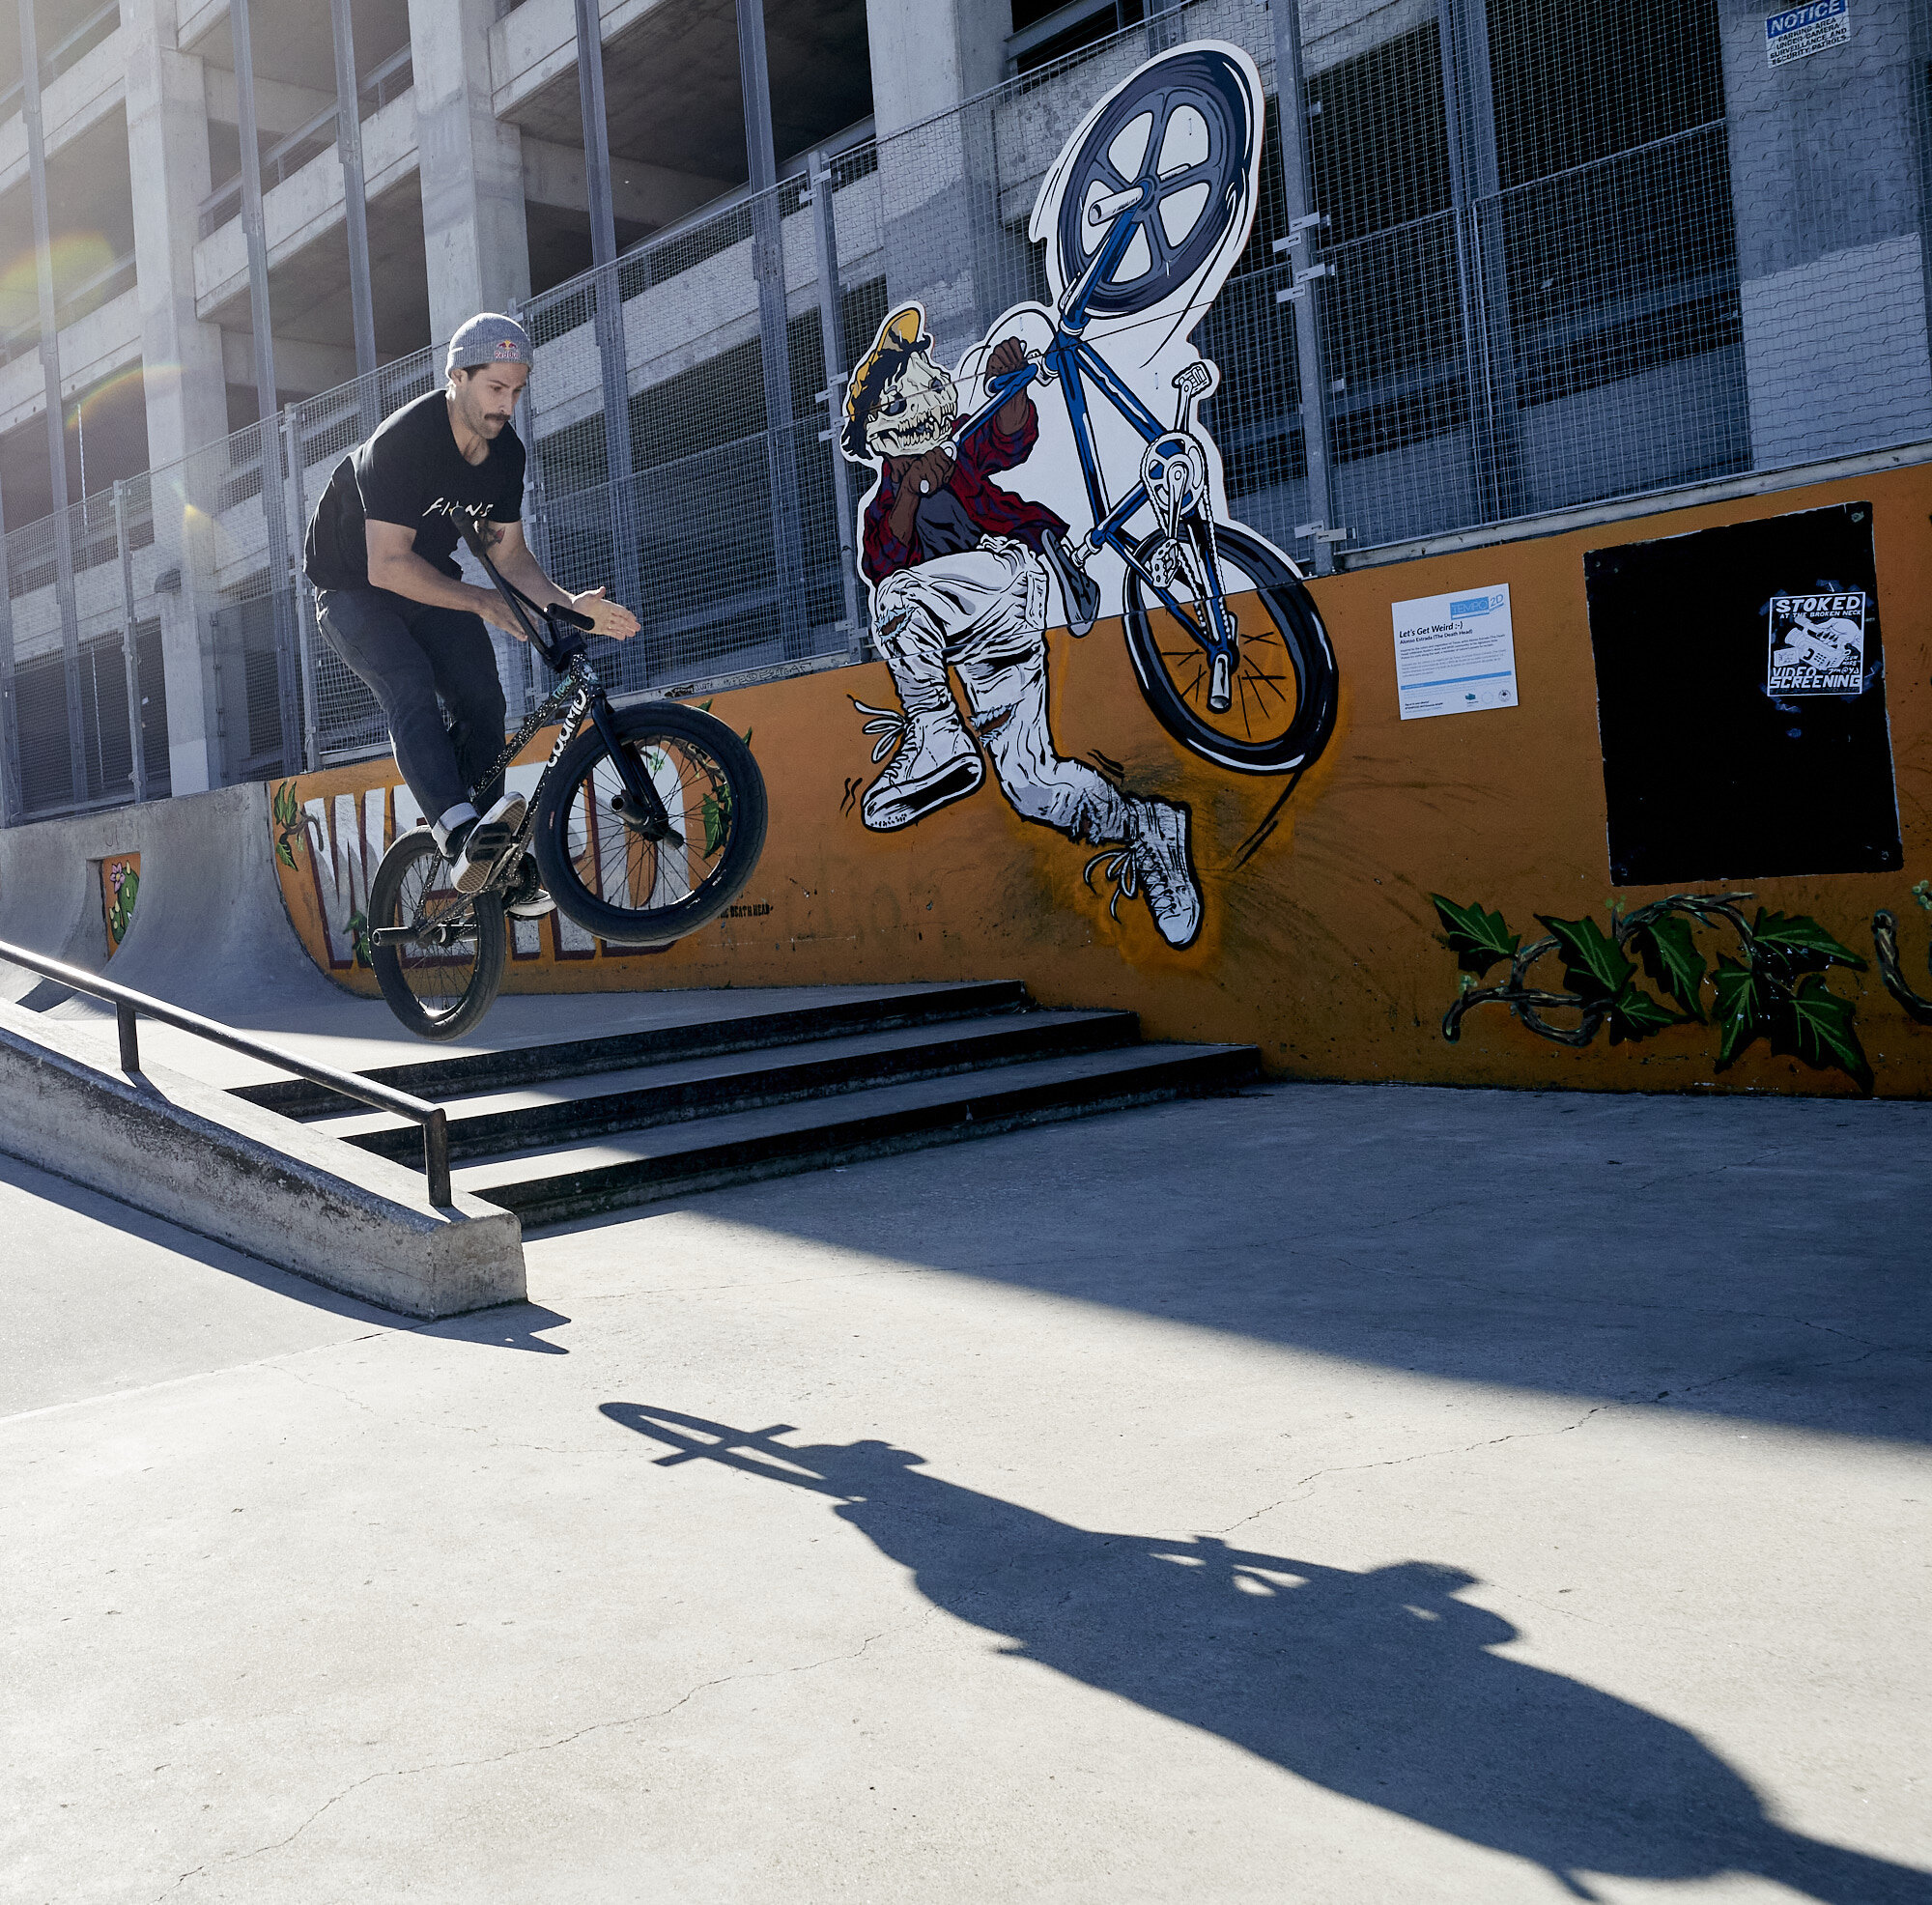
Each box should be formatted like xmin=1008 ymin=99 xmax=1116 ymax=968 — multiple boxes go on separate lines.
xmin=314 ymin=587 xmax=507 ymax=824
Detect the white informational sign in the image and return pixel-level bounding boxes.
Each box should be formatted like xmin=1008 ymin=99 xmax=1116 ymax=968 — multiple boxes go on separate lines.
xmin=1391 ymin=585 xmax=1519 ymax=722
xmin=1767 ymin=590 xmax=1866 ymax=694
xmin=1765 ymin=0 xmax=1849 ymax=66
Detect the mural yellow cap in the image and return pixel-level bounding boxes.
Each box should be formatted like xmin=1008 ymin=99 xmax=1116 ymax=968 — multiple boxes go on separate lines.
xmin=845 ymin=305 xmax=925 ymax=431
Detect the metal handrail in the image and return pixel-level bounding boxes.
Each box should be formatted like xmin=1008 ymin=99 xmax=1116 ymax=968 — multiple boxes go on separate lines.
xmin=0 ymin=938 xmax=453 ymax=1206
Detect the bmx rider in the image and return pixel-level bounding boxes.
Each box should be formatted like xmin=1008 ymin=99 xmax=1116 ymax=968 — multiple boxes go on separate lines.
xmin=303 ymin=313 xmax=639 ymax=906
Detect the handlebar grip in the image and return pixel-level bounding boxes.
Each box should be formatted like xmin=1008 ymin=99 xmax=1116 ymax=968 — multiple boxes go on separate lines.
xmin=550 ymin=604 xmax=596 ymax=631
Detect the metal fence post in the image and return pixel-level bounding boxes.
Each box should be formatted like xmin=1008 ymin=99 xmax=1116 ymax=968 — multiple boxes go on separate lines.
xmin=329 ymin=0 xmax=379 ymax=384
xmin=285 ymin=404 xmax=320 ymax=771
xmin=0 ymin=484 xmax=19 ymax=827
xmin=18 ymin=0 xmax=88 ymax=808
xmin=808 ymin=150 xmax=865 ymax=657
xmin=1437 ymin=0 xmax=1525 ymax=524
xmin=572 ymin=0 xmax=643 ymax=619
xmin=113 ymin=480 xmax=149 ymax=804
xmin=737 ymin=0 xmax=810 ymax=662
xmin=1271 ymin=0 xmax=1341 ymax=576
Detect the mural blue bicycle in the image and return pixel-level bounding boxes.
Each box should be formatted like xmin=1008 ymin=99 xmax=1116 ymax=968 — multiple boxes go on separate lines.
xmin=952 ymin=42 xmax=1338 ymax=777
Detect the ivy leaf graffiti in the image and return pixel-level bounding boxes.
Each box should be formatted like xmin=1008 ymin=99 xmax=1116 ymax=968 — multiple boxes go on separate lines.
xmin=1539 ymin=913 xmax=1633 ymax=1001
xmin=1750 ymin=909 xmax=1864 ymax=970
xmin=1710 ymin=955 xmax=1763 ymax=1065
xmin=347 ymin=910 xmax=373 ymax=969
xmin=701 ymin=786 xmax=732 ymax=858
xmin=1785 ymin=973 xmax=1870 ymax=1086
xmin=271 ymin=779 xmax=306 ymax=869
xmin=1634 ymin=911 xmax=1707 ymax=1021
xmin=1436 ymin=891 xmax=1870 ymax=1088
xmin=1429 ymin=895 xmax=1520 ymax=977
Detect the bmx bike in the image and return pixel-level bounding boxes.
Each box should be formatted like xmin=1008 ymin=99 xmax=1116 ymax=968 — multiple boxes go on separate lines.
xmin=953 ymin=45 xmax=1337 ymax=778
xmin=365 ymin=519 xmax=767 ymax=1040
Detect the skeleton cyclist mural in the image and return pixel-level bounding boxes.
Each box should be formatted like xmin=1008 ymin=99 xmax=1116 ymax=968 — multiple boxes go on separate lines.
xmin=842 ymin=42 xmax=1338 ymax=952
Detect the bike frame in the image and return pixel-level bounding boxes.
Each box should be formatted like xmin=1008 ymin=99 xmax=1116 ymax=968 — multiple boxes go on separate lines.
xmin=370 ymin=529 xmax=674 ymax=946
xmin=459 ymin=521 xmax=674 ymax=852
xmin=952 ymin=196 xmax=1240 ymax=674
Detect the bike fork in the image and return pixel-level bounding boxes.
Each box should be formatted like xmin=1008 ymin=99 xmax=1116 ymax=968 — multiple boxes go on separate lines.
xmin=588 ymin=699 xmax=678 ymax=842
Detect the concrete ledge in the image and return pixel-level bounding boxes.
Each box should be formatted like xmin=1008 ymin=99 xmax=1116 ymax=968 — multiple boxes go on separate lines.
xmin=0 ymin=1001 xmax=525 ymax=1319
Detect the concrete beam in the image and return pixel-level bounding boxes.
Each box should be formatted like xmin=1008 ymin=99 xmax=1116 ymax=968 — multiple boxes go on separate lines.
xmin=0 ymin=26 xmax=128 ymax=197
xmin=0 ymin=287 xmax=143 ymax=437
xmin=0 ymin=1001 xmax=526 ymax=1318
xmin=200 ymin=65 xmax=336 ymax=137
xmin=489 ymin=0 xmax=670 ymax=120
xmin=221 ymin=328 xmax=358 ymax=393
xmin=519 ymin=130 xmax=728 ymax=230
xmin=194 ymin=90 xmax=419 ymax=318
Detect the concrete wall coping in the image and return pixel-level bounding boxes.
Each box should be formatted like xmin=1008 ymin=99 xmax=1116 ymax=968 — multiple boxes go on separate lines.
xmin=0 ymin=1000 xmax=526 ymax=1320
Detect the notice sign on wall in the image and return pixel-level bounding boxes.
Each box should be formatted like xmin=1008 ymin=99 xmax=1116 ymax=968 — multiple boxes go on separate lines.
xmin=1765 ymin=0 xmax=1849 ymax=66
xmin=1768 ymin=590 xmax=1866 ymax=694
xmin=1392 ymin=585 xmax=1519 ymax=721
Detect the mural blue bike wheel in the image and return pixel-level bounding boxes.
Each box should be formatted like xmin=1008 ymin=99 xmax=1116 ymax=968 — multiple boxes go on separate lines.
xmin=1122 ymin=525 xmax=1339 ymax=776
xmin=1054 ymin=47 xmax=1255 ymax=322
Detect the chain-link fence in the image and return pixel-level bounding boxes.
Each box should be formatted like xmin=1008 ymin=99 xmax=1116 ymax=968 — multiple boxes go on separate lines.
xmin=5 ymin=0 xmax=1930 ymax=825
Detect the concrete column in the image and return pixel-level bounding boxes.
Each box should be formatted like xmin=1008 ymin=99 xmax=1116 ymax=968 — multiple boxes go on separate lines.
xmin=865 ymin=0 xmax=1009 ymax=367
xmin=122 ymin=0 xmax=229 ymax=795
xmin=410 ymin=0 xmax=531 ymax=344
xmin=1722 ymin=0 xmax=1932 ymax=465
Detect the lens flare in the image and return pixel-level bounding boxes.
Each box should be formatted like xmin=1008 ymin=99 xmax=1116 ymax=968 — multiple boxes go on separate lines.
xmin=0 ymin=234 xmax=118 ymax=332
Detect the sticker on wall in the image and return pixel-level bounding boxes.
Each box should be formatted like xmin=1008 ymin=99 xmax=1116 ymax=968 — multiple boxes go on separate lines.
xmin=99 ymin=852 xmax=139 ymax=955
xmin=1765 ymin=0 xmax=1849 ymax=67
xmin=836 ymin=41 xmax=1340 ymax=956
xmin=1391 ymin=586 xmax=1518 ymax=721
xmin=1767 ymin=591 xmax=1865 ymax=694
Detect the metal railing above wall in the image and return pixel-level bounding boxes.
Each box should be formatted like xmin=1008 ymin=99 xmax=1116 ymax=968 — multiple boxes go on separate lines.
xmin=4 ymin=0 xmax=1930 ymax=827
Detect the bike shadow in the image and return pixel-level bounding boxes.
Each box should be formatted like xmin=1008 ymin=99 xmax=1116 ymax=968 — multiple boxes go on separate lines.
xmin=601 ymin=1403 xmax=1931 ymax=1904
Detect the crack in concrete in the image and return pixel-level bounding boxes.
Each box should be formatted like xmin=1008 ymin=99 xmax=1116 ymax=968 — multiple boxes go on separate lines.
xmin=1208 ymin=1407 xmax=1608 ymax=1534
xmin=155 ymin=1631 xmax=893 ymax=1898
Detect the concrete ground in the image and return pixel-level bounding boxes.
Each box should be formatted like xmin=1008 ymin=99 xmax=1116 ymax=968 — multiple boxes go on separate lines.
xmin=3 ymin=1082 xmax=1929 ymax=1905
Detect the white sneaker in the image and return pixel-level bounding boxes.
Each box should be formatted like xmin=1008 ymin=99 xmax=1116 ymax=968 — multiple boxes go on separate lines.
xmin=856 ymin=705 xmax=983 ymax=831
xmin=1085 ymin=799 xmax=1202 ymax=949
xmin=449 ymin=792 xmax=527 ymax=895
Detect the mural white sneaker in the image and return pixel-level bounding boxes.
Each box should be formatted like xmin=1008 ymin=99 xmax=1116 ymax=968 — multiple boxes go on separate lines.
xmin=1087 ymin=799 xmax=1202 ymax=949
xmin=857 ymin=706 xmax=983 ymax=831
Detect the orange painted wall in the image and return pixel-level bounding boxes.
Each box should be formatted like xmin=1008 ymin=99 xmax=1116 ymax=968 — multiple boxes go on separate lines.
xmin=271 ymin=461 xmax=1932 ymax=1097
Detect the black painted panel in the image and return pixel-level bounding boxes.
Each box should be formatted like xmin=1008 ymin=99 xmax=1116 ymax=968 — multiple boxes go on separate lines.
xmin=1583 ymin=503 xmax=1903 ymax=885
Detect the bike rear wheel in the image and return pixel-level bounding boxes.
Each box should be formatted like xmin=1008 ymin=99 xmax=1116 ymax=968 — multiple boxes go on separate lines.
xmin=368 ymin=828 xmax=507 ymax=1040
xmin=1122 ymin=523 xmax=1338 ymax=776
xmin=532 ymin=701 xmax=768 ymax=946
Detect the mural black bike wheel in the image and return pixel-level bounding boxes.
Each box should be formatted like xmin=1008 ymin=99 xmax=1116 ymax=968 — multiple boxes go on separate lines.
xmin=533 ymin=701 xmax=768 ymax=946
xmin=1122 ymin=524 xmax=1338 ymax=776
xmin=1053 ymin=47 xmax=1254 ymax=321
xmin=369 ymin=828 xmax=507 ymax=1041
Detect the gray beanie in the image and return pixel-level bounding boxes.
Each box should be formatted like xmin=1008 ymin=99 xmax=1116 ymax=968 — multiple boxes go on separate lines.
xmin=446 ymin=312 xmax=533 ymax=376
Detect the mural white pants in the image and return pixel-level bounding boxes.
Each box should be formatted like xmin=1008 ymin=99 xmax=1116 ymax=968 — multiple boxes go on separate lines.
xmin=871 ymin=539 xmax=1130 ymax=844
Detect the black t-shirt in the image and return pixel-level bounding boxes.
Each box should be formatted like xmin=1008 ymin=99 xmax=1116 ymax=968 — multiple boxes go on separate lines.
xmin=303 ymin=387 xmax=526 ymax=590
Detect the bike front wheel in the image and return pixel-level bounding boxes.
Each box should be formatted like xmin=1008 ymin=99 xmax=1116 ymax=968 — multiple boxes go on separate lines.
xmin=1122 ymin=524 xmax=1339 ymax=776
xmin=368 ymin=828 xmax=507 ymax=1040
xmin=533 ymin=701 xmax=768 ymax=946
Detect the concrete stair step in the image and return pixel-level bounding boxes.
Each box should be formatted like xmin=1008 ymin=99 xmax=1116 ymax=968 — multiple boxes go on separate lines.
xmin=454 ymin=1041 xmax=1261 ymax=1227
xmin=322 ymin=1009 xmax=1142 ymax=1163
xmin=231 ymin=981 xmax=1032 ymax=1120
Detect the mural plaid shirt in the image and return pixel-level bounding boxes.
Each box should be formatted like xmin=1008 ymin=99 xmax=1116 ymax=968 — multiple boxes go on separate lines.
xmin=860 ymin=403 xmax=1069 ymax=588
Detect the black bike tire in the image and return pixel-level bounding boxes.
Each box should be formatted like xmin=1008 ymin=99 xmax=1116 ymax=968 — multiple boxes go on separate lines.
xmin=1053 ymin=48 xmax=1253 ymax=321
xmin=1122 ymin=524 xmax=1339 ymax=776
xmin=533 ymin=701 xmax=768 ymax=946
xmin=368 ymin=828 xmax=507 ymax=1041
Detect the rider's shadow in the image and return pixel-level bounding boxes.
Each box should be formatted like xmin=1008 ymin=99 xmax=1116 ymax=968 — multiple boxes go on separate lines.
xmin=601 ymin=1405 xmax=1930 ymax=1905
